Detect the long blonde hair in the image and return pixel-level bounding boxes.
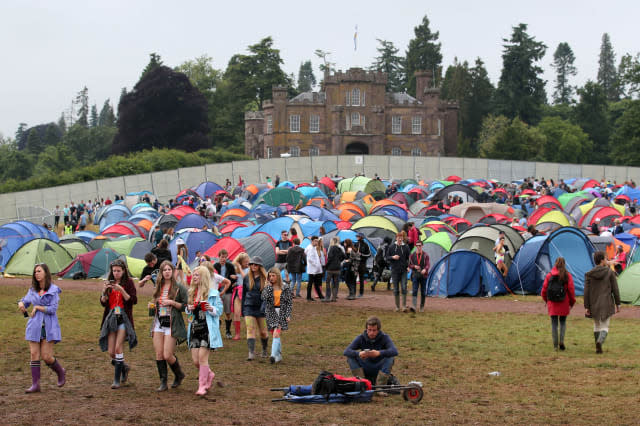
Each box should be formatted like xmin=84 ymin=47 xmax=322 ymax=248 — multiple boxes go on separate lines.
xmin=267 ymin=267 xmax=283 ymax=290
xmin=188 ymin=265 xmax=211 ymax=304
xmin=233 ymin=252 xmax=250 ymax=277
xmin=153 ymin=260 xmax=178 ymax=301
xmin=249 ymin=264 xmax=268 ymax=291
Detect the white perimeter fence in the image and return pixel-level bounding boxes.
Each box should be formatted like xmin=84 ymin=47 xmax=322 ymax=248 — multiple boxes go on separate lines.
xmin=2 ymin=155 xmax=639 ymax=226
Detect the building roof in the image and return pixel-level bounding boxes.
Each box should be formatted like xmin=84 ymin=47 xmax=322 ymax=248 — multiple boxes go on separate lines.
xmin=289 ymin=91 xmax=326 ymax=104
xmin=388 ymin=92 xmax=421 ymax=105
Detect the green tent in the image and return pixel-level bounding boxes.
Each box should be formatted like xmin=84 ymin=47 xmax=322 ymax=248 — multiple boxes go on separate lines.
xmin=254 ymin=187 xmax=305 ymax=207
xmin=618 ymin=263 xmax=640 ymax=304
xmin=125 ymin=256 xmax=146 ymax=279
xmin=5 ymin=238 xmax=73 ymax=275
xmin=59 ymin=238 xmax=91 ymax=258
xmin=425 ymin=232 xmax=455 ymax=252
xmin=337 ymin=176 xmax=386 ymax=194
xmin=103 ymin=237 xmax=150 ymax=257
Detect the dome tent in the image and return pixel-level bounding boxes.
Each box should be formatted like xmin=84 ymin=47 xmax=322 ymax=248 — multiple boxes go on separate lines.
xmin=5 ymin=238 xmax=73 ymax=275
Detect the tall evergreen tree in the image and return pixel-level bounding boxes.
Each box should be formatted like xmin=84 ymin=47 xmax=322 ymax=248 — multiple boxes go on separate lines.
xmin=574 ymin=81 xmax=610 ymax=163
xmin=89 ymin=104 xmax=99 ymax=127
xmin=15 ymin=123 xmax=28 ymax=144
xmin=404 ymin=15 xmax=442 ymax=96
xmin=297 ymin=60 xmax=316 ymax=92
xmin=75 ymin=87 xmax=89 ymax=126
xmin=597 ymin=33 xmax=619 ymax=101
xmin=141 ymin=52 xmax=163 ymax=79
xmin=551 ymin=42 xmax=577 ymax=104
xmin=370 ymin=39 xmax=404 ymax=92
xmin=58 ymin=113 xmax=66 ymax=134
xmin=441 ymin=58 xmax=472 ymax=138
xmin=98 ymin=99 xmax=116 ymax=127
xmin=467 ymin=58 xmax=495 ymax=147
xmin=618 ymin=53 xmax=640 ymax=98
xmin=494 ymin=23 xmax=547 ymax=125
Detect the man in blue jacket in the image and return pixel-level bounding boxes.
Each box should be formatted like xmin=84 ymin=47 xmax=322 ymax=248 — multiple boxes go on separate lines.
xmin=343 ymin=316 xmax=398 ymax=386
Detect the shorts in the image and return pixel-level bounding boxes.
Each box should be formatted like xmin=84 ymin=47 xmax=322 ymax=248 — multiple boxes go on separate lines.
xmin=189 ymin=318 xmax=209 ymax=349
xmin=115 ymin=313 xmax=125 ymax=330
xmin=153 ymin=318 xmax=172 ymax=336
xmin=222 ymin=293 xmax=232 ymax=314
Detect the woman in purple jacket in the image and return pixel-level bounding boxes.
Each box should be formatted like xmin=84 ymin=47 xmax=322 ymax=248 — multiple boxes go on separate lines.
xmin=18 ymin=263 xmax=66 ymax=393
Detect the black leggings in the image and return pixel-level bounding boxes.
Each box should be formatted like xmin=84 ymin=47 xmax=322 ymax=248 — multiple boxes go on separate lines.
xmin=307 ymin=273 xmax=324 ymax=299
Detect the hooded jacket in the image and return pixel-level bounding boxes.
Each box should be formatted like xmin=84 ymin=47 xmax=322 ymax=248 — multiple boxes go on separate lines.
xmin=541 ymin=267 xmax=576 ymax=316
xmin=584 ymin=265 xmax=620 ymax=321
xmin=343 ymin=329 xmax=398 ymax=361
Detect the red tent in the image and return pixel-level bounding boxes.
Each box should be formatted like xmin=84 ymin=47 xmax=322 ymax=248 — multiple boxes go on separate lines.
xmin=166 ymin=206 xmax=198 ymax=220
xmin=446 ymin=175 xmax=461 ymax=182
xmin=318 ymin=177 xmax=336 ymax=192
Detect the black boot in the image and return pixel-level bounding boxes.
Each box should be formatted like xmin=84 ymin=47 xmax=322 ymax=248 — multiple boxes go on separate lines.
xmin=358 ymin=281 xmax=364 ymax=298
xmin=121 ymin=362 xmax=130 ymax=384
xmin=168 ymin=356 xmax=185 ymax=388
xmin=346 ymin=282 xmax=355 ymax=300
xmin=111 ymin=361 xmax=123 ymax=389
xmin=156 ymin=360 xmax=168 ymax=391
xmin=225 ymin=320 xmax=232 ymax=339
xmin=261 ymin=337 xmax=269 ymax=358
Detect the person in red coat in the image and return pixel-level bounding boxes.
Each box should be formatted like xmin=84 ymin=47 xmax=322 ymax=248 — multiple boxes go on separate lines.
xmin=541 ymin=257 xmax=576 ymax=351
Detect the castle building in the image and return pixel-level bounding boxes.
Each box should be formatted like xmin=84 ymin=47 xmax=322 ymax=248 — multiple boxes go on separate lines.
xmin=245 ymin=68 xmax=458 ymax=158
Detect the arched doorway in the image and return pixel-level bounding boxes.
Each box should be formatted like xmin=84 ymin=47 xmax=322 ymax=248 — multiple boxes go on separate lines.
xmin=345 ymin=142 xmax=369 ymax=155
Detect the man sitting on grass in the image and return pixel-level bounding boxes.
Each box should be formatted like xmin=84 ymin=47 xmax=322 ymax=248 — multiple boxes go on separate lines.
xmin=343 ymin=316 xmax=398 ymax=386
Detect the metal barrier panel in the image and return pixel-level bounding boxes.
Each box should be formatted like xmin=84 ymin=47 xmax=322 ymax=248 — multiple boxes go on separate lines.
xmin=337 ymin=155 xmax=364 ymax=178
xmin=463 ymin=158 xmax=488 ymax=180
xmin=0 ymin=193 xmax=17 ymax=226
xmin=311 ymin=156 xmax=339 ymax=180
xmin=439 ymin=157 xmax=465 ymax=180
xmin=68 ymin=181 xmax=98 ymax=204
xmin=177 ymin=166 xmax=206 ymax=191
xmin=232 ymin=160 xmax=260 ymax=184
xmin=258 ymin=158 xmax=286 ymax=183
xmin=511 ymin=161 xmax=536 ymax=181
xmin=363 ymin=156 xmax=388 ymax=179
xmin=604 ymin=166 xmax=629 ymax=183
xmin=388 ymin=156 xmax=414 ymax=180
xmin=124 ymin=173 xmax=154 ymax=194
xmin=558 ymin=163 xmax=582 ymax=180
xmin=414 ymin=157 xmax=440 ymax=180
xmin=535 ymin=162 xmax=559 ymax=181
xmin=204 ymin=162 xmax=233 ymax=187
xmin=487 ymin=159 xmax=512 ymax=183
xmin=630 ymin=167 xmax=640 ymax=183
xmin=45 ymin=186 xmax=71 ymax=210
xmin=151 ymin=170 xmax=180 ymax=201
xmin=286 ymin=157 xmax=312 ymax=182
xmin=581 ymin=165 xmax=605 ymax=180
xmin=97 ymin=177 xmax=127 ymax=199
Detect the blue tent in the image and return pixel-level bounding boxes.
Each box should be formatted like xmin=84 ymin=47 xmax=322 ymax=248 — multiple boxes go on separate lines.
xmin=506 ymin=227 xmax=596 ymax=296
xmin=0 ymin=221 xmax=59 ymax=268
xmin=298 ymin=206 xmax=339 ymax=221
xmin=298 ymin=219 xmax=337 ymax=237
xmin=297 ymin=186 xmax=328 ymax=200
xmin=615 ymin=185 xmax=640 ymax=201
xmin=231 ymin=217 xmax=295 ymax=241
xmin=73 ymin=230 xmax=98 ymax=243
xmin=371 ymin=205 xmax=409 ymax=221
xmin=277 ymin=181 xmax=296 ymax=189
xmin=175 ymin=213 xmax=210 ymax=232
xmin=193 ymin=181 xmax=224 ymax=199
xmin=170 ymin=230 xmax=218 ymax=264
xmin=97 ymin=204 xmax=132 ymax=231
xmin=427 ymin=250 xmax=508 ymax=297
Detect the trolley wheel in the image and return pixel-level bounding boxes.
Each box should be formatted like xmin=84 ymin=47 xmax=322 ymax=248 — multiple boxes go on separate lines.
xmin=402 ymin=385 xmax=423 ymax=404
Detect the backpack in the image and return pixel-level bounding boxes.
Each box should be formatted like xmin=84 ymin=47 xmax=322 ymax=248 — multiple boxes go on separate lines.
xmin=547 ymin=275 xmax=566 ymax=302
xmin=311 ymin=371 xmax=372 ymax=397
xmin=374 ymin=243 xmax=387 ymax=267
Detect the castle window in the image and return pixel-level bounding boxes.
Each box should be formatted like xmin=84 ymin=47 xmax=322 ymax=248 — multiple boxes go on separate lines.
xmin=412 ymin=116 xmax=422 ymax=134
xmin=266 ymin=115 xmax=273 ymax=134
xmin=392 ymin=147 xmax=402 ymax=156
xmin=361 ymin=115 xmax=366 ymax=130
xmin=411 ymin=147 xmax=422 ymax=156
xmin=289 ymin=115 xmax=300 ymax=133
xmin=346 ymin=91 xmax=351 ymax=106
xmin=290 ymin=146 xmax=300 ymax=157
xmin=266 ymin=147 xmax=272 ymax=159
xmin=310 ymin=114 xmax=320 ymax=133
xmin=392 ymin=116 xmax=402 ymax=134
xmin=362 ymin=92 xmax=366 ymax=106
xmin=352 ymin=88 xmax=360 ymax=106
xmin=437 ymin=119 xmax=442 ymax=136
xmin=346 ymin=114 xmax=351 ymax=130
xmin=309 ymin=146 xmax=319 ymax=156
xmin=351 ymin=112 xmax=360 ymax=126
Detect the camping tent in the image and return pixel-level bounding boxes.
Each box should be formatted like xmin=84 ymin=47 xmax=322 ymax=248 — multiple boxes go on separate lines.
xmin=58 ymin=248 xmax=121 ymax=279
xmin=618 ymin=262 xmax=640 ymax=304
xmin=0 ymin=221 xmax=59 ymax=268
xmin=5 ymin=238 xmax=73 ymax=275
xmin=204 ymin=233 xmax=276 ymax=269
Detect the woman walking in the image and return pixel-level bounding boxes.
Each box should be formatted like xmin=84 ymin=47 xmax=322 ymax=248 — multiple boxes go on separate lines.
xmin=186 ymin=266 xmax=223 ymax=395
xmin=584 ymin=251 xmax=621 ymax=354
xmin=231 ymin=252 xmax=250 ymax=340
xmin=541 ymin=257 xmax=576 ymax=351
xmin=304 ymin=236 xmax=325 ymax=301
xmin=150 ymin=261 xmax=188 ymax=391
xmin=99 ymin=259 xmax=137 ymax=389
xmin=18 ymin=263 xmax=66 ymax=393
xmin=262 ymin=267 xmax=293 ymax=363
xmin=343 ymin=239 xmax=358 ymax=300
xmin=242 ymin=256 xmax=270 ymax=360
xmin=325 ymin=237 xmax=346 ymax=302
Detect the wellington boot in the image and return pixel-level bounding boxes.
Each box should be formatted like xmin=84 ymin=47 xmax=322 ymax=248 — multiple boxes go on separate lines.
xmin=168 ymin=356 xmax=185 ymax=388
xmin=195 ymin=365 xmax=208 ymax=395
xmin=156 ymin=360 xmax=168 ymax=392
xmin=47 ymin=358 xmax=66 ymax=387
xmin=351 ymin=367 xmax=365 ymax=378
xmin=26 ymin=361 xmax=41 ymax=393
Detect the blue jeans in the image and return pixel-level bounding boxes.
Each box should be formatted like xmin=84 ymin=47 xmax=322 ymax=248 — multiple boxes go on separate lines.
xmin=346 ymin=355 xmax=394 ymax=378
xmin=412 ymin=275 xmax=427 ymax=296
xmin=290 ymin=272 xmax=302 ymax=296
xmin=391 ymin=270 xmax=407 ymax=295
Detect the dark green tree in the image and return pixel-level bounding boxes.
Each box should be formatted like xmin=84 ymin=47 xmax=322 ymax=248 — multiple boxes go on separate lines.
xmin=370 ymin=39 xmax=404 ymax=92
xmin=15 ymin=123 xmax=28 ymax=144
xmin=597 ymin=33 xmax=619 ymax=101
xmin=89 ymin=104 xmax=99 ymax=127
xmin=574 ymin=81 xmax=610 ymax=163
xmin=58 ymin=113 xmax=66 ymax=133
xmin=98 ymin=99 xmax=116 ymax=127
xmin=17 ymin=123 xmax=62 ymax=151
xmin=551 ymin=42 xmax=577 ymax=104
xmin=609 ymin=100 xmax=640 ymax=165
xmin=537 ymin=116 xmax=592 ymax=163
xmin=113 ymin=65 xmax=210 ymax=154
xmin=494 ymin=24 xmax=547 ymax=125
xmin=25 ymin=129 xmax=44 ymax=153
xmin=478 ymin=116 xmax=545 ymax=160
xmin=75 ymin=86 xmax=89 ymax=126
xmin=141 ymin=52 xmax=163 ymax=79
xmin=467 ymin=58 xmax=495 ymax=145
xmin=404 ymin=15 xmax=442 ymax=96
xmin=618 ymin=53 xmax=640 ymax=98
xmin=297 ymin=60 xmax=316 ymax=92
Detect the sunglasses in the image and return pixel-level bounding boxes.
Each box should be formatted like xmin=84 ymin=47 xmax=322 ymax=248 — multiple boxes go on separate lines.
xmin=110 ymin=260 xmax=126 ymax=267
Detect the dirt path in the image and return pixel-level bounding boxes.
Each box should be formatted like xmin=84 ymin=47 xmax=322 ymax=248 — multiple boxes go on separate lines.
xmin=5 ymin=277 xmax=639 ymax=319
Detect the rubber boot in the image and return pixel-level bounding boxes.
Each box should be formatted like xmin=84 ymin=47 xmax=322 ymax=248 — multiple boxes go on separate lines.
xmin=47 ymin=358 xmax=66 ymax=387
xmin=346 ymin=282 xmax=356 ymax=300
xmin=351 ymin=367 xmax=365 ymax=378
xmin=411 ymin=295 xmax=417 ymax=313
xmin=121 ymin=362 xmax=130 ymax=384
xmin=595 ymin=331 xmax=602 ymax=353
xmin=111 ymin=361 xmax=123 ymax=389
xmin=233 ymin=321 xmax=241 ymax=340
xmin=270 ymin=337 xmax=282 ymax=364
xmin=371 ymin=277 xmax=377 ymax=292
xmin=247 ymin=338 xmax=256 ymax=361
xmin=26 ymin=361 xmax=41 ymax=393
xmin=402 ymin=293 xmax=408 ymax=312
xmin=261 ymin=337 xmax=269 ymax=358
xmin=225 ymin=320 xmax=232 ymax=339
xmin=168 ymin=356 xmax=185 ymax=388
xmin=156 ymin=360 xmax=168 ymax=391
xmin=394 ymin=294 xmax=400 ymax=311
xmin=275 ymin=337 xmax=283 ymax=363
xmin=195 ymin=365 xmax=208 ymax=395
xmin=358 ymin=281 xmax=364 ymax=298
xmin=420 ymin=293 xmax=426 ymax=312
xmin=204 ymin=367 xmax=215 ymax=391
xmin=376 ymin=371 xmax=390 ymax=386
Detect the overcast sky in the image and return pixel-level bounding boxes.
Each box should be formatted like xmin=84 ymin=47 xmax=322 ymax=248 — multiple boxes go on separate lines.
xmin=1 ymin=0 xmax=638 ymax=138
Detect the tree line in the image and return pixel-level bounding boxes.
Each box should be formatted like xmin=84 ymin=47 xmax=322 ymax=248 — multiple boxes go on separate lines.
xmin=1 ymin=15 xmax=640 ymax=194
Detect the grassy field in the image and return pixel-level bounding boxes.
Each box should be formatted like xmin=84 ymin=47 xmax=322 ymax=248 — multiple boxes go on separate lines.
xmin=1 ymin=284 xmax=639 ymax=425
